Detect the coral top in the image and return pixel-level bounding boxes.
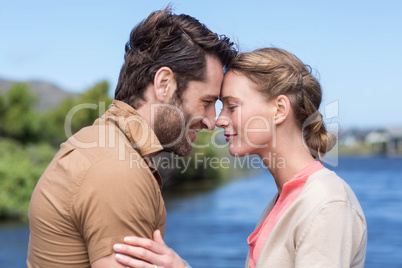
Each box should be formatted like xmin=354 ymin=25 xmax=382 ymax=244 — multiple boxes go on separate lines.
xmin=247 ymin=161 xmax=324 ymax=268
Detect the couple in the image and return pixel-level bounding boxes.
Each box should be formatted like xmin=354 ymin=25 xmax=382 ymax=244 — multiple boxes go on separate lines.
xmin=27 ymin=6 xmax=367 ymax=268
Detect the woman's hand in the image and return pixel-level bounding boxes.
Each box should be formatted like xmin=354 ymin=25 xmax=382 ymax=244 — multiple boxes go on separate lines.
xmin=113 ymin=230 xmax=186 ymax=268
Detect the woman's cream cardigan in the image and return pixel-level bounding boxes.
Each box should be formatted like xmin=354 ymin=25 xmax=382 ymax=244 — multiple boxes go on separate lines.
xmin=246 ymin=168 xmax=367 ymax=268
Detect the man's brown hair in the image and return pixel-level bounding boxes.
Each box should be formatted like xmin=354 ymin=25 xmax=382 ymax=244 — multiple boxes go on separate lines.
xmin=115 ymin=6 xmax=237 ymax=108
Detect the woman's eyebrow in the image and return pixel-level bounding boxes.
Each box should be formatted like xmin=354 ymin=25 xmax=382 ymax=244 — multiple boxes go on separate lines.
xmin=220 ymin=96 xmax=240 ymax=102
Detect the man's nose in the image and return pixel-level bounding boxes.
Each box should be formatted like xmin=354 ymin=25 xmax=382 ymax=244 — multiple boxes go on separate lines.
xmin=201 ymin=117 xmax=216 ymax=131
xmin=201 ymin=105 xmax=218 ymax=131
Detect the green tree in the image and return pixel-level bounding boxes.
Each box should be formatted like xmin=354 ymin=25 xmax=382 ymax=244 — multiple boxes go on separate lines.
xmin=0 ymin=139 xmax=56 ymax=220
xmin=69 ymin=80 xmax=112 ymax=134
xmin=0 ymin=80 xmax=112 ymax=220
xmin=0 ymin=83 xmax=43 ymax=143
xmin=44 ymin=80 xmax=112 ymax=144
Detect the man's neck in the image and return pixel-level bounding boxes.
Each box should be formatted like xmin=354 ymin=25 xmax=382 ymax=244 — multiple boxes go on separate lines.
xmin=136 ymin=102 xmax=153 ymax=128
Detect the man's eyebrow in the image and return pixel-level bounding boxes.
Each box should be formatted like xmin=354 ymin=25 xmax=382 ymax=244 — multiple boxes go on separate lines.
xmin=202 ymin=94 xmax=219 ymax=100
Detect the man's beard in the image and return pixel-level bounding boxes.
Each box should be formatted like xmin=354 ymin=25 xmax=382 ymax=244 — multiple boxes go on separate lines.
xmin=153 ymin=96 xmax=200 ymax=156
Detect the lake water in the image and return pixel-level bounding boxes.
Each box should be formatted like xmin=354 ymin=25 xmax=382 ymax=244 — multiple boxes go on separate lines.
xmin=1 ymin=156 xmax=401 ymax=267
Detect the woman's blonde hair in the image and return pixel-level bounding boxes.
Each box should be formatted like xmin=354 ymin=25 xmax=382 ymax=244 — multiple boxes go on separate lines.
xmin=228 ymin=47 xmax=336 ymax=160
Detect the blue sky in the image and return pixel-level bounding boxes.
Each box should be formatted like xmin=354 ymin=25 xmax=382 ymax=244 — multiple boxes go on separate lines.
xmin=1 ymin=0 xmax=401 ymax=128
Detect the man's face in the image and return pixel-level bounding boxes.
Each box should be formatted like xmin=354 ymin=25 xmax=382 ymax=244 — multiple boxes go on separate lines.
xmin=154 ymin=55 xmax=224 ymax=156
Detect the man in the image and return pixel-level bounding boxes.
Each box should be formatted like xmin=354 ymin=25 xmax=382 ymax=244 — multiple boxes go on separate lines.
xmin=27 ymin=7 xmax=236 ymax=268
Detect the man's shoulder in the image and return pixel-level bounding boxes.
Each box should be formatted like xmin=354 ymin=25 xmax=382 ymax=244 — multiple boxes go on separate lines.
xmin=44 ymin=123 xmax=158 ymax=195
xmin=65 ymin=124 xmax=140 ymax=166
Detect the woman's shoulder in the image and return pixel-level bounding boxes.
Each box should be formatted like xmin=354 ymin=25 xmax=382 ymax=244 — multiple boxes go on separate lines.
xmin=300 ymin=168 xmax=365 ymax=218
xmin=305 ymin=167 xmax=350 ymax=197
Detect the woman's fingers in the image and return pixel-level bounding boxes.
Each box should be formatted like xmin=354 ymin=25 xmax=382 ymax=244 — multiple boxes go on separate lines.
xmin=114 ymin=253 xmax=153 ymax=268
xmin=122 ymin=235 xmax=166 ymax=255
xmin=114 ymin=244 xmax=159 ymax=265
xmin=113 ymin=231 xmax=185 ymax=268
xmin=152 ymin=230 xmax=165 ymax=246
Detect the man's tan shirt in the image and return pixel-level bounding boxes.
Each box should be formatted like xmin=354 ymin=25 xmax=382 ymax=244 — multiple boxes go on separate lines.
xmin=27 ymin=100 xmax=166 ymax=267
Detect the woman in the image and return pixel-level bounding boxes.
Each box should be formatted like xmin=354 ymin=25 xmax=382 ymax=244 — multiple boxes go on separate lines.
xmin=113 ymin=48 xmax=367 ymax=267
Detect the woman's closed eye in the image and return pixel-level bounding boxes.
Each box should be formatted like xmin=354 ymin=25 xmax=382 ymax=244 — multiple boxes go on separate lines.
xmin=226 ymin=103 xmax=239 ymax=111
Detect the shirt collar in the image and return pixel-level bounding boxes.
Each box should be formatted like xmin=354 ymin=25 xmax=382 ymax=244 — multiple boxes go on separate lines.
xmin=101 ymin=100 xmax=164 ymax=157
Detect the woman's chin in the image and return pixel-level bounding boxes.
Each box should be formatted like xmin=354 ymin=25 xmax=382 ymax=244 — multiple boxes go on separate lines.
xmin=228 ymin=146 xmax=249 ymax=158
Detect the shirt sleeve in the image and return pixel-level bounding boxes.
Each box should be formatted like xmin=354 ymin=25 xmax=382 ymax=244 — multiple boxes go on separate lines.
xmin=294 ymin=201 xmax=367 ymax=268
xmin=71 ymin=155 xmax=166 ymax=264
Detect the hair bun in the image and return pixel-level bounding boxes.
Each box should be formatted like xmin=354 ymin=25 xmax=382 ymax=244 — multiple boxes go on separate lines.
xmin=303 ymin=111 xmax=336 ymax=160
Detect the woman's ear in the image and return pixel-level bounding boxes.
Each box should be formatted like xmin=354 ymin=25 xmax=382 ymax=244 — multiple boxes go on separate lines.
xmin=273 ymin=95 xmax=292 ymax=124
xmin=153 ymin=67 xmax=177 ymax=102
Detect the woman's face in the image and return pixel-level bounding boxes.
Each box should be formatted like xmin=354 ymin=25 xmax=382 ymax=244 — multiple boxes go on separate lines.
xmin=217 ymin=71 xmax=276 ymax=157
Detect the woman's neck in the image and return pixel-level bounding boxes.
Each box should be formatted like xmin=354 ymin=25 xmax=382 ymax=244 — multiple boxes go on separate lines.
xmin=260 ymin=133 xmax=316 ymax=195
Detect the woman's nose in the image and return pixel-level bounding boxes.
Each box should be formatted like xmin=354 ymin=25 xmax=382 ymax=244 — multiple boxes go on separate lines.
xmin=216 ymin=115 xmax=229 ymax=128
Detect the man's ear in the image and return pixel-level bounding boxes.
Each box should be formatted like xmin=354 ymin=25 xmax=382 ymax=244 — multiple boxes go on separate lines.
xmin=153 ymin=67 xmax=177 ymax=102
xmin=273 ymin=95 xmax=292 ymax=124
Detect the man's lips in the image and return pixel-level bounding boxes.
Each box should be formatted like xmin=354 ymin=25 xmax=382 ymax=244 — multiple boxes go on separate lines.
xmin=189 ymin=129 xmax=201 ymax=135
xmin=224 ymin=134 xmax=237 ymax=142
xmin=189 ymin=129 xmax=201 ymax=141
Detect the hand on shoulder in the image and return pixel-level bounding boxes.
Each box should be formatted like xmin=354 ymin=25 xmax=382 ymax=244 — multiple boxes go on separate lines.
xmin=113 ymin=230 xmax=187 ymax=268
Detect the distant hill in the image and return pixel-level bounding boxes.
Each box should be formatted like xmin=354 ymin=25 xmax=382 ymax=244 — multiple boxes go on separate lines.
xmin=0 ymin=78 xmax=78 ymax=111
